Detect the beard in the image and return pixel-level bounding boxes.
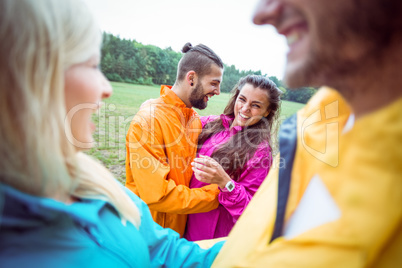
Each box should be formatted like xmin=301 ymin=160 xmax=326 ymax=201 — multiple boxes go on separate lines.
xmin=284 ymin=46 xmax=362 ymax=90
xmin=189 ymin=82 xmax=207 ymax=110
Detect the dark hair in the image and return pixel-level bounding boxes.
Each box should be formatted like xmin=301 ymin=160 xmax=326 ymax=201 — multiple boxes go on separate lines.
xmin=197 ymin=75 xmax=282 ymax=179
xmin=177 ymin=42 xmax=223 ymax=81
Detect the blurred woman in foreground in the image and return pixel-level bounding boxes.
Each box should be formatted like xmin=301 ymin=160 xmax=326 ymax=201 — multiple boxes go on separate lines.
xmin=0 ymin=0 xmax=222 ymax=266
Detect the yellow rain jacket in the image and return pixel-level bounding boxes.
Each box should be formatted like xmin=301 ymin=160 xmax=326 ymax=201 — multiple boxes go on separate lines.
xmin=213 ymin=87 xmax=402 ymax=267
xmin=126 ymin=85 xmax=219 ymax=236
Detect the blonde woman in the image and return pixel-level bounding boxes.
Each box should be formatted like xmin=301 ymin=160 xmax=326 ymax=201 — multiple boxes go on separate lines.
xmin=0 ymin=0 xmax=223 ymax=266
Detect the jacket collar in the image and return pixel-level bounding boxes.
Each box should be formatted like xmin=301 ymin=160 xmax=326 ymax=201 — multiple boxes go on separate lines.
xmin=220 ymin=114 xmax=243 ymax=133
xmin=160 ymin=85 xmax=199 ymax=117
xmin=0 ymin=183 xmax=107 ymax=229
xmin=160 ymin=85 xmax=186 ymax=108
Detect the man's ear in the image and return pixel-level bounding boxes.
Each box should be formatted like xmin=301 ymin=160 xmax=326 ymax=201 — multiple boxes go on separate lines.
xmin=186 ymin=71 xmax=197 ymax=86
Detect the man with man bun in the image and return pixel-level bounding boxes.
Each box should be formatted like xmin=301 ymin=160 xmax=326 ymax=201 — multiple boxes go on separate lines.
xmin=125 ymin=43 xmax=224 ymax=237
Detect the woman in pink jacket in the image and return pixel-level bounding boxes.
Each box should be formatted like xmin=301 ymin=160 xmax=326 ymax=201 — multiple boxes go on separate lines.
xmin=184 ymin=75 xmax=282 ymax=241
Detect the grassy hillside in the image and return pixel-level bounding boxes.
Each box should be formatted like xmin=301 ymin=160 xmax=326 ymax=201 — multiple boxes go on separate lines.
xmin=88 ymin=82 xmax=305 ymax=183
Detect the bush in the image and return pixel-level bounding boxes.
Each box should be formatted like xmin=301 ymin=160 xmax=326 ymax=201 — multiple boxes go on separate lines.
xmin=285 ymin=87 xmax=317 ymax=104
xmin=144 ymin=77 xmax=153 ymax=85
xmin=106 ymin=73 xmax=123 ymax=82
xmin=124 ymin=78 xmax=136 ymax=84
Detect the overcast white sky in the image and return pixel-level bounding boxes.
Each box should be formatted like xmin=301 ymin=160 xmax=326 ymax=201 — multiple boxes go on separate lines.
xmin=84 ymin=0 xmax=288 ymax=79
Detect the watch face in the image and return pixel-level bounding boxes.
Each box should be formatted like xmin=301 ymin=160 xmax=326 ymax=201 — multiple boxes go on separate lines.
xmin=227 ymin=182 xmax=234 ymax=191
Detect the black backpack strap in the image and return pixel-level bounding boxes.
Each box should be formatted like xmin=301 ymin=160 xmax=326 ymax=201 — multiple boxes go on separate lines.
xmin=270 ymin=113 xmax=298 ymax=243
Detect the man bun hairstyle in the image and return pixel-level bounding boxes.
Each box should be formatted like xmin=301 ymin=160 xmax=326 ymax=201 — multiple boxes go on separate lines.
xmin=181 ymin=42 xmax=193 ymax=53
xmin=177 ymin=42 xmax=223 ymax=81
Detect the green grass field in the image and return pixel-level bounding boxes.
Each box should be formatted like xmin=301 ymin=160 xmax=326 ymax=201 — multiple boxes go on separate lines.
xmin=88 ymin=82 xmax=305 ymax=183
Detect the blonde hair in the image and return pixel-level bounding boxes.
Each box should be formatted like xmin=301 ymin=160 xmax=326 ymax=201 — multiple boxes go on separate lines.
xmin=0 ymin=0 xmax=140 ymax=227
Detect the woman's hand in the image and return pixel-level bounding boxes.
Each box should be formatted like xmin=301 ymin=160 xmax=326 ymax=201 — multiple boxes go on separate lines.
xmin=191 ymin=155 xmax=231 ymax=189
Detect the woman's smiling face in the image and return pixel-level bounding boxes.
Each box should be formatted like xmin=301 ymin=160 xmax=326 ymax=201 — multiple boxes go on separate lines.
xmin=232 ymin=83 xmax=270 ymax=128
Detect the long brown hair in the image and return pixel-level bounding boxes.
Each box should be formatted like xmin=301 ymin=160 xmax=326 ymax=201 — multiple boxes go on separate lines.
xmin=197 ymin=75 xmax=282 ymax=179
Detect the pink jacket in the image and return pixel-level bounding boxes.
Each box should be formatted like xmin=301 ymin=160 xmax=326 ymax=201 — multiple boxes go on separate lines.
xmin=184 ymin=114 xmax=272 ymax=241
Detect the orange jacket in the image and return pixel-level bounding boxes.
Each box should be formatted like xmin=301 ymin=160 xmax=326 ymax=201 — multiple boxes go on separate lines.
xmin=125 ymin=85 xmax=219 ymax=236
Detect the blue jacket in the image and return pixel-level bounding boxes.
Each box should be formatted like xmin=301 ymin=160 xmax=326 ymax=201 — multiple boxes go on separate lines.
xmin=0 ymin=183 xmax=223 ymax=267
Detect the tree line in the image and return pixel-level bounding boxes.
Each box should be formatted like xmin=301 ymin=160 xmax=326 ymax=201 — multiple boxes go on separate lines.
xmin=100 ymin=32 xmax=316 ymax=103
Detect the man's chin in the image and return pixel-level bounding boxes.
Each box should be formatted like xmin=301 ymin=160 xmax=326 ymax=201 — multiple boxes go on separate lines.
xmin=195 ymin=104 xmax=207 ymax=110
xmin=190 ymin=100 xmax=207 ymax=110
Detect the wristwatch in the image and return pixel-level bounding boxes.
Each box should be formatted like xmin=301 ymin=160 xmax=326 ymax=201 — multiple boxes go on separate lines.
xmin=221 ymin=180 xmax=235 ymax=192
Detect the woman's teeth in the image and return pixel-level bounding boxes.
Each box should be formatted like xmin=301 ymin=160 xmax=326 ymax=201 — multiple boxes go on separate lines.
xmin=239 ymin=113 xmax=249 ymax=119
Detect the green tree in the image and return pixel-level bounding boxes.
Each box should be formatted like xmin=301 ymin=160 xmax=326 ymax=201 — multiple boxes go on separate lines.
xmin=99 ymin=32 xmax=297 ymax=98
xmin=285 ymin=87 xmax=317 ymax=103
xmin=101 ymin=52 xmax=115 ymax=75
xmin=268 ymin=76 xmax=282 ymax=88
xmin=114 ymin=54 xmax=126 ymax=78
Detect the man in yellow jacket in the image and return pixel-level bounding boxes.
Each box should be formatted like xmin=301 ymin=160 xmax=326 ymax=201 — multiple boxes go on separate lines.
xmin=212 ymin=0 xmax=402 ymax=267
xmin=126 ymin=43 xmax=224 ymax=236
